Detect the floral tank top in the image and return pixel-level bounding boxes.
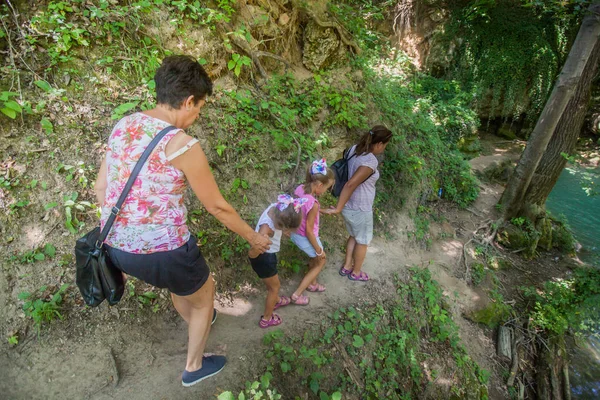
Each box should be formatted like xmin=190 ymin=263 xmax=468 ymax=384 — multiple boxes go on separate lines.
xmin=100 ymin=113 xmax=190 ymax=254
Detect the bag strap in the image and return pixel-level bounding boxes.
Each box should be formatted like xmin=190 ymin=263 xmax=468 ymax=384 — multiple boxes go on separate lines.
xmin=345 ymin=145 xmax=374 ymax=183
xmin=343 ymin=146 xmax=358 ymax=162
xmin=96 ymin=125 xmax=178 ymax=249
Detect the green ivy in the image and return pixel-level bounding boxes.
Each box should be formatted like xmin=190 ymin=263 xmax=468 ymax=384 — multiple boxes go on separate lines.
xmin=439 ymin=0 xmax=580 ymax=122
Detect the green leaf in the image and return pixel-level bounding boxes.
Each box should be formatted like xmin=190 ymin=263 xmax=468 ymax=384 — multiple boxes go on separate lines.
xmin=238 ymin=392 xmax=245 ymax=400
xmin=198 ymin=58 xmax=207 ymax=65
xmin=280 ymin=361 xmax=291 ymax=373
xmin=4 ymin=100 xmax=22 ymax=112
xmin=44 ymin=201 xmax=58 ymax=210
xmin=1 ymin=108 xmax=17 ymax=119
xmin=41 ymin=118 xmax=54 ymax=134
xmin=18 ymin=291 xmax=31 ymax=300
xmin=331 ymin=392 xmax=342 ymax=400
xmin=34 ymin=80 xmax=53 ymax=93
xmin=234 ymin=64 xmax=241 ymax=77
xmin=319 ymin=392 xmax=330 ymax=400
xmin=111 ymin=102 xmax=139 ymax=120
xmin=34 ymin=253 xmax=45 ymax=261
xmin=352 ymin=335 xmax=364 ymax=348
xmin=44 ymin=244 xmax=56 ymax=257
xmin=227 ymin=60 xmax=236 ymax=70
xmin=217 ymin=392 xmax=235 ymax=400
xmin=260 ymin=372 xmax=271 ymax=389
xmin=310 ymin=379 xmax=320 ymax=395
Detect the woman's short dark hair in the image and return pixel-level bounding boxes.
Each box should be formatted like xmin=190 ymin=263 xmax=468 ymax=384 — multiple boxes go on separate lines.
xmin=154 ymin=55 xmax=213 ymax=109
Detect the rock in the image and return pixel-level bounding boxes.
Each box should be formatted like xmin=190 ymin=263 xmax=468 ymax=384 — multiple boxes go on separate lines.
xmin=302 ymin=20 xmax=345 ymax=71
xmin=497 ymin=123 xmax=517 ymax=140
xmin=551 ymin=220 xmax=576 ymax=254
xmin=458 ymin=135 xmax=481 ymax=153
xmin=497 ymin=221 xmax=542 ymax=259
xmin=278 ymin=13 xmax=290 ymax=25
xmin=466 ymin=302 xmax=511 ymax=328
xmin=243 ymin=5 xmax=279 ymax=37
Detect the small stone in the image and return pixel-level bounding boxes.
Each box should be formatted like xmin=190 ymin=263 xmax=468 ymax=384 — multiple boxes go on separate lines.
xmin=278 ymin=13 xmax=290 ymax=25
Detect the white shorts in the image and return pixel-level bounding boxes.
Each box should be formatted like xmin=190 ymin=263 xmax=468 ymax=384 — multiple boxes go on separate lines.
xmin=342 ymin=208 xmax=373 ymax=245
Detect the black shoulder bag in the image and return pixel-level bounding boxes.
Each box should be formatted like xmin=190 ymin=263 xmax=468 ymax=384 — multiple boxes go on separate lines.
xmin=330 ymin=147 xmax=375 ymax=198
xmin=75 ymin=125 xmax=177 ymax=307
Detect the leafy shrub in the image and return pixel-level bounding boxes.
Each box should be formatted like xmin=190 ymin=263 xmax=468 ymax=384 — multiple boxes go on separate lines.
xmin=363 ymin=65 xmax=480 ymax=210
xmin=522 ymin=268 xmax=600 ymax=336
xmin=439 ymin=1 xmax=579 ymax=122
xmin=18 ymin=284 xmax=70 ymax=332
xmin=259 ymin=267 xmax=489 ymax=399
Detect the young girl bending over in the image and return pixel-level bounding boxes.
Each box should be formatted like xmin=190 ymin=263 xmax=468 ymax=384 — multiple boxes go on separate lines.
xmin=249 ymin=194 xmax=306 ymax=328
xmin=289 ymin=159 xmax=335 ymax=305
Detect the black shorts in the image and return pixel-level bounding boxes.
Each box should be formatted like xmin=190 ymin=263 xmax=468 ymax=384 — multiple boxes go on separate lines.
xmin=249 ymin=252 xmax=278 ymax=279
xmin=106 ymin=235 xmax=210 ymax=296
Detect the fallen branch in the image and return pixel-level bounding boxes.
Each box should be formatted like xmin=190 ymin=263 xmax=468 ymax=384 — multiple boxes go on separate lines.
xmin=507 ymin=335 xmax=522 ymax=387
xmin=332 ymin=341 xmax=363 ymax=390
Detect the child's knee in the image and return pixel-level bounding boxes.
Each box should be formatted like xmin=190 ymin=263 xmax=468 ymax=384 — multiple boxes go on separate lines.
xmin=266 ymin=279 xmax=280 ymax=292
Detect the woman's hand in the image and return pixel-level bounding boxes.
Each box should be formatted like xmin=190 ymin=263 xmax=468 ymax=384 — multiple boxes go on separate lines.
xmin=249 ymin=232 xmax=272 ymax=254
xmin=320 ymin=206 xmax=341 ymax=215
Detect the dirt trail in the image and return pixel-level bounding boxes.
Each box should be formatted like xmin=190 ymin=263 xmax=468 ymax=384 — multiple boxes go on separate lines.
xmin=1 ymin=148 xmax=517 ymax=400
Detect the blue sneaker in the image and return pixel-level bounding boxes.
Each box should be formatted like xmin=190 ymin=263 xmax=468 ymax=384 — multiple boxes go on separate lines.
xmin=182 ymin=355 xmax=227 ymax=387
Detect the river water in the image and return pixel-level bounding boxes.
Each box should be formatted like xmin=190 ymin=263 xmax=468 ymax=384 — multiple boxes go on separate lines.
xmin=546 ymin=167 xmax=600 ymax=398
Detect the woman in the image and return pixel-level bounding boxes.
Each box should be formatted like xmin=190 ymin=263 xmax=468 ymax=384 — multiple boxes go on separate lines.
xmin=322 ymin=126 xmax=392 ymax=282
xmin=94 ymin=55 xmax=271 ymax=387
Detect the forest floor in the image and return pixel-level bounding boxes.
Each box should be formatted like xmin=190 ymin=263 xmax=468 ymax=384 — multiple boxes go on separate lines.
xmin=2 ymin=134 xmax=579 ymax=400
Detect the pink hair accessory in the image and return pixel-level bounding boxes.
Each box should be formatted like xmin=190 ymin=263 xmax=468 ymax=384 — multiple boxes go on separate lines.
xmin=276 ymin=194 xmax=307 ymax=213
xmin=311 ymin=158 xmax=327 ymax=175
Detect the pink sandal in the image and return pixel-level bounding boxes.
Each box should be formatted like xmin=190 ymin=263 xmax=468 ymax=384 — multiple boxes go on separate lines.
xmin=307 ymin=283 xmax=326 ymax=292
xmin=274 ymin=295 xmax=291 ymax=310
xmin=339 ymin=266 xmax=352 ymax=276
xmin=259 ymin=314 xmax=282 ymax=328
xmin=349 ymin=271 xmax=369 ymax=282
xmin=291 ymin=293 xmax=310 ymax=305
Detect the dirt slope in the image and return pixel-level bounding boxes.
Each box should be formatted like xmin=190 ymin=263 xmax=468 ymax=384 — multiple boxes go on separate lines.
xmin=0 ymin=148 xmax=514 ymax=399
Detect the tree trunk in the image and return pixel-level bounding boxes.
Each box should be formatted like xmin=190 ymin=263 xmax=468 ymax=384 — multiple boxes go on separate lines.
xmin=523 ymin=19 xmax=600 ymax=207
xmin=500 ymin=2 xmax=600 ymax=220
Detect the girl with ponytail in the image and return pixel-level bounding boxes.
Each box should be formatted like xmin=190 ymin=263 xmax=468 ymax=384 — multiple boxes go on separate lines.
xmin=322 ymin=125 xmax=392 ymax=282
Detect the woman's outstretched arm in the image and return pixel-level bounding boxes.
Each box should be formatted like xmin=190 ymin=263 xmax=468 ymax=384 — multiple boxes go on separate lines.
xmin=170 ymin=134 xmax=271 ymax=253
xmin=322 ymin=166 xmax=373 ymax=215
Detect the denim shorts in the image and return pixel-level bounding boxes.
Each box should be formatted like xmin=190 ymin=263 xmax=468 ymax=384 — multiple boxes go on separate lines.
xmin=342 ymin=208 xmax=373 ymax=245
xmin=106 ymin=235 xmax=210 ymax=296
xmin=290 ymin=233 xmax=323 ymax=258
